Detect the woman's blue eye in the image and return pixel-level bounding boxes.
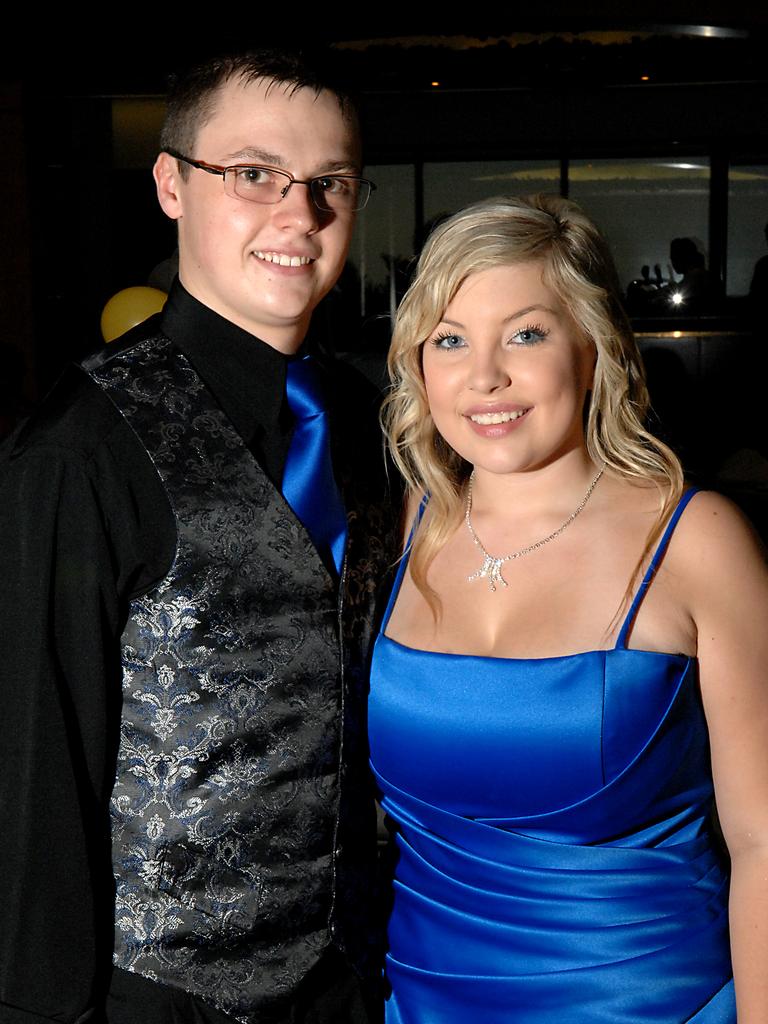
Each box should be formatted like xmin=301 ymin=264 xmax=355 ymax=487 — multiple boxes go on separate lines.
xmin=432 ymin=333 xmax=466 ymax=350
xmin=512 ymin=325 xmax=549 ymax=345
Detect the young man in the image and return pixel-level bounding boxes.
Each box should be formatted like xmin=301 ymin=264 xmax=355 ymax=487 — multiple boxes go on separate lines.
xmin=0 ymin=52 xmax=395 ymax=1024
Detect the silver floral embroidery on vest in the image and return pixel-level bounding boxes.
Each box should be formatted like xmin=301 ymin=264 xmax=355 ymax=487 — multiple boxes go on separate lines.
xmin=91 ymin=336 xmax=362 ymax=1021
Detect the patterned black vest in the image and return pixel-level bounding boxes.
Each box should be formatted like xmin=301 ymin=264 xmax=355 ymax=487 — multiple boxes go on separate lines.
xmin=86 ymin=329 xmax=393 ymax=1022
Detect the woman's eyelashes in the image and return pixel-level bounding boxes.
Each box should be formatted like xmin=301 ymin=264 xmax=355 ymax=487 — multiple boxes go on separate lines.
xmin=511 ymin=323 xmax=549 ymax=345
xmin=429 ymin=323 xmax=550 ymax=350
xmin=431 ymin=332 xmax=467 ymax=350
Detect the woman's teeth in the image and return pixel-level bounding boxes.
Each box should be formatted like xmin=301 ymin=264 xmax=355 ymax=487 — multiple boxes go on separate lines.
xmin=469 ymin=409 xmax=528 ymax=425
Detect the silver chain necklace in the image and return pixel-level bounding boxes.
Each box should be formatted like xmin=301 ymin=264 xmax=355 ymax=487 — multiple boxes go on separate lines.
xmin=465 ymin=466 xmax=605 ymax=592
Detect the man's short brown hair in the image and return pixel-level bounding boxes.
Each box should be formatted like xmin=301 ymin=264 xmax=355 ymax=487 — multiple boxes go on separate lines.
xmin=160 ymin=49 xmax=358 ymax=178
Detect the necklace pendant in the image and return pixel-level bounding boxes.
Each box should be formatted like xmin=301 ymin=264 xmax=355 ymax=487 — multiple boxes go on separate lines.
xmin=468 ymin=554 xmax=509 ymax=592
xmin=463 ymin=465 xmax=605 ymax=594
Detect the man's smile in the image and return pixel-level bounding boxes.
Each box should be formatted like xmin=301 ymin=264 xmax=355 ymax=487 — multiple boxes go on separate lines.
xmin=254 ymin=250 xmax=315 ymax=267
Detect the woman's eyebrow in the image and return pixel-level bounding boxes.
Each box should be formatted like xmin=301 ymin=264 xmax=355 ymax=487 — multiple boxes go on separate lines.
xmin=436 ymin=304 xmax=559 ymax=331
xmin=503 ymin=303 xmax=559 ymax=322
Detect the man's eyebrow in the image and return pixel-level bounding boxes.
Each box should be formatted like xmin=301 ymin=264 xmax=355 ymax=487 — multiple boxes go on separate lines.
xmin=320 ymin=160 xmax=362 ymax=174
xmin=224 ymin=148 xmax=360 ymax=174
xmin=225 ymin=147 xmax=286 ymax=165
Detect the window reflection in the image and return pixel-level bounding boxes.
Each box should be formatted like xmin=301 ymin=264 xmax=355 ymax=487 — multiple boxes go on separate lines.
xmin=727 ymin=163 xmax=768 ymax=298
xmin=424 ymin=160 xmax=560 ymax=225
xmin=569 ymin=158 xmax=712 ymax=315
xmin=347 ymin=164 xmax=416 ymax=321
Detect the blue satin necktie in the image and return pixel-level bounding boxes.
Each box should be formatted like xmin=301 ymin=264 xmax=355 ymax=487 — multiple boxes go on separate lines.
xmin=283 ymin=356 xmax=347 ymax=574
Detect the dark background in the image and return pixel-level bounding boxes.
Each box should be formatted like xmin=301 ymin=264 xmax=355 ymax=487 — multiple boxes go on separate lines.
xmin=3 ymin=7 xmax=768 ymax=509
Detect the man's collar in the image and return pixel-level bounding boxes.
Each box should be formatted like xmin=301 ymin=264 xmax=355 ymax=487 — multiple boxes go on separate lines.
xmin=160 ymin=279 xmax=290 ymax=452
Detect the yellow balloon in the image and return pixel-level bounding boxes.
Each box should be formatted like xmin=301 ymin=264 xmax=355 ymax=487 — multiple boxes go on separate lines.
xmin=101 ymin=286 xmax=168 ymax=343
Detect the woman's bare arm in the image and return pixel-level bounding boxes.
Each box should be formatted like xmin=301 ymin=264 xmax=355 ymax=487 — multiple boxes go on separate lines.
xmin=680 ymin=492 xmax=768 ymax=1023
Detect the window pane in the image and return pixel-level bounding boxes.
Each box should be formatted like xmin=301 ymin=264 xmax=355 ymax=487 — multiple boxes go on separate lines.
xmin=569 ymin=157 xmax=710 ymax=302
xmin=727 ymin=163 xmax=768 ymax=297
xmin=347 ymin=164 xmax=415 ymax=321
xmin=424 ymin=160 xmax=561 ymax=225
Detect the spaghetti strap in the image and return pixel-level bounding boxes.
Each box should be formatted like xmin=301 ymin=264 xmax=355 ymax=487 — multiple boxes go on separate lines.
xmin=381 ymin=497 xmax=428 ymax=633
xmin=615 ymin=488 xmax=700 ymax=650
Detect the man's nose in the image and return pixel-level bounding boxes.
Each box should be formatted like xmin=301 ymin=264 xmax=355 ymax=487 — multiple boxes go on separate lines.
xmin=274 ymin=179 xmax=322 ymax=231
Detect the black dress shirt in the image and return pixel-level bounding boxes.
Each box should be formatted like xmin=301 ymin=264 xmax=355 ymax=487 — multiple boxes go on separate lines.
xmin=0 ymin=282 xmax=377 ymax=1024
xmin=164 ymin=281 xmax=293 ymax=487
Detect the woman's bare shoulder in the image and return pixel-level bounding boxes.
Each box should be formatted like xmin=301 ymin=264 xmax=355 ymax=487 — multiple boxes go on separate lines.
xmin=666 ymin=489 xmax=768 ymax=611
xmin=600 ymin=476 xmax=760 ymax=546
xmin=674 ymin=489 xmax=764 ymax=559
xmin=598 ymin=472 xmax=664 ymax=508
xmin=594 ymin=473 xmax=669 ymax=533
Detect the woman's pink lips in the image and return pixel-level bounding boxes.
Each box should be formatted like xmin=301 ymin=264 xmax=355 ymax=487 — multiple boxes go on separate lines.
xmin=463 ymin=402 xmax=530 ymax=417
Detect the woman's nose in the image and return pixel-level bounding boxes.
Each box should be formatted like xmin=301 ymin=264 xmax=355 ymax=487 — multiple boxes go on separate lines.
xmin=466 ymin=348 xmax=511 ymax=393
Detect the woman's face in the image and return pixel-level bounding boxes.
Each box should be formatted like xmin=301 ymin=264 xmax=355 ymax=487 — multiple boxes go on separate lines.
xmin=421 ymin=262 xmax=595 ymax=477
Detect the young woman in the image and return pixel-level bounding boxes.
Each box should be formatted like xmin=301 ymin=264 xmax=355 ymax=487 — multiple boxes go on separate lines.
xmin=369 ymin=195 xmax=768 ymax=1023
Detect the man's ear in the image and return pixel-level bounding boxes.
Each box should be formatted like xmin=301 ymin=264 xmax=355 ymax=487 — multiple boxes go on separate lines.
xmin=153 ymin=152 xmax=184 ymax=220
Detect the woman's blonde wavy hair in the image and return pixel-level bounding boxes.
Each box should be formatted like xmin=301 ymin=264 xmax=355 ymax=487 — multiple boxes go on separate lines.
xmin=383 ymin=194 xmax=684 ymax=613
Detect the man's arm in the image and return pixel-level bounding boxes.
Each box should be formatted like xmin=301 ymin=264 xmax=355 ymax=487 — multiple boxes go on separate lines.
xmin=0 ymin=372 xmax=175 ymax=1023
xmin=0 ymin=442 xmax=123 ymax=1022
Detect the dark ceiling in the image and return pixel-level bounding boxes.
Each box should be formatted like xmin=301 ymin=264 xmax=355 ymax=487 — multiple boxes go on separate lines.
xmin=9 ymin=6 xmax=768 ymax=96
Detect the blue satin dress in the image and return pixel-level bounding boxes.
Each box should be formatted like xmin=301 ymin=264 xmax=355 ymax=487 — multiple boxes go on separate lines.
xmin=369 ymin=490 xmax=735 ymax=1022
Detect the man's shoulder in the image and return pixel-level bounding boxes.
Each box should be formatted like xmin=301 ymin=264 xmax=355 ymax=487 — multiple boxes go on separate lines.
xmin=80 ymin=312 xmax=166 ymax=375
xmin=325 ymin=354 xmax=387 ymax=462
xmin=6 ymin=366 xmax=120 ymax=468
xmin=6 ymin=315 xmax=167 ymax=467
xmin=325 ymin=353 xmax=385 ymax=421
xmin=324 ymin=351 xmax=404 ymax=514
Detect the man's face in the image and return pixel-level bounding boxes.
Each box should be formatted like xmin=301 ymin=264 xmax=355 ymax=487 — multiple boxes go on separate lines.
xmin=154 ymin=77 xmax=360 ymax=353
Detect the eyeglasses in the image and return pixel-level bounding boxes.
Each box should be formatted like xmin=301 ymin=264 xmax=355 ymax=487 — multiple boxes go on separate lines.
xmin=165 ymin=148 xmax=376 ymax=212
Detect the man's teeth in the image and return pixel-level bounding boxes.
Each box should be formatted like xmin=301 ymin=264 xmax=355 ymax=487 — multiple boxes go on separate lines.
xmin=469 ymin=409 xmax=528 ymax=425
xmin=255 ymin=251 xmax=313 ymax=267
